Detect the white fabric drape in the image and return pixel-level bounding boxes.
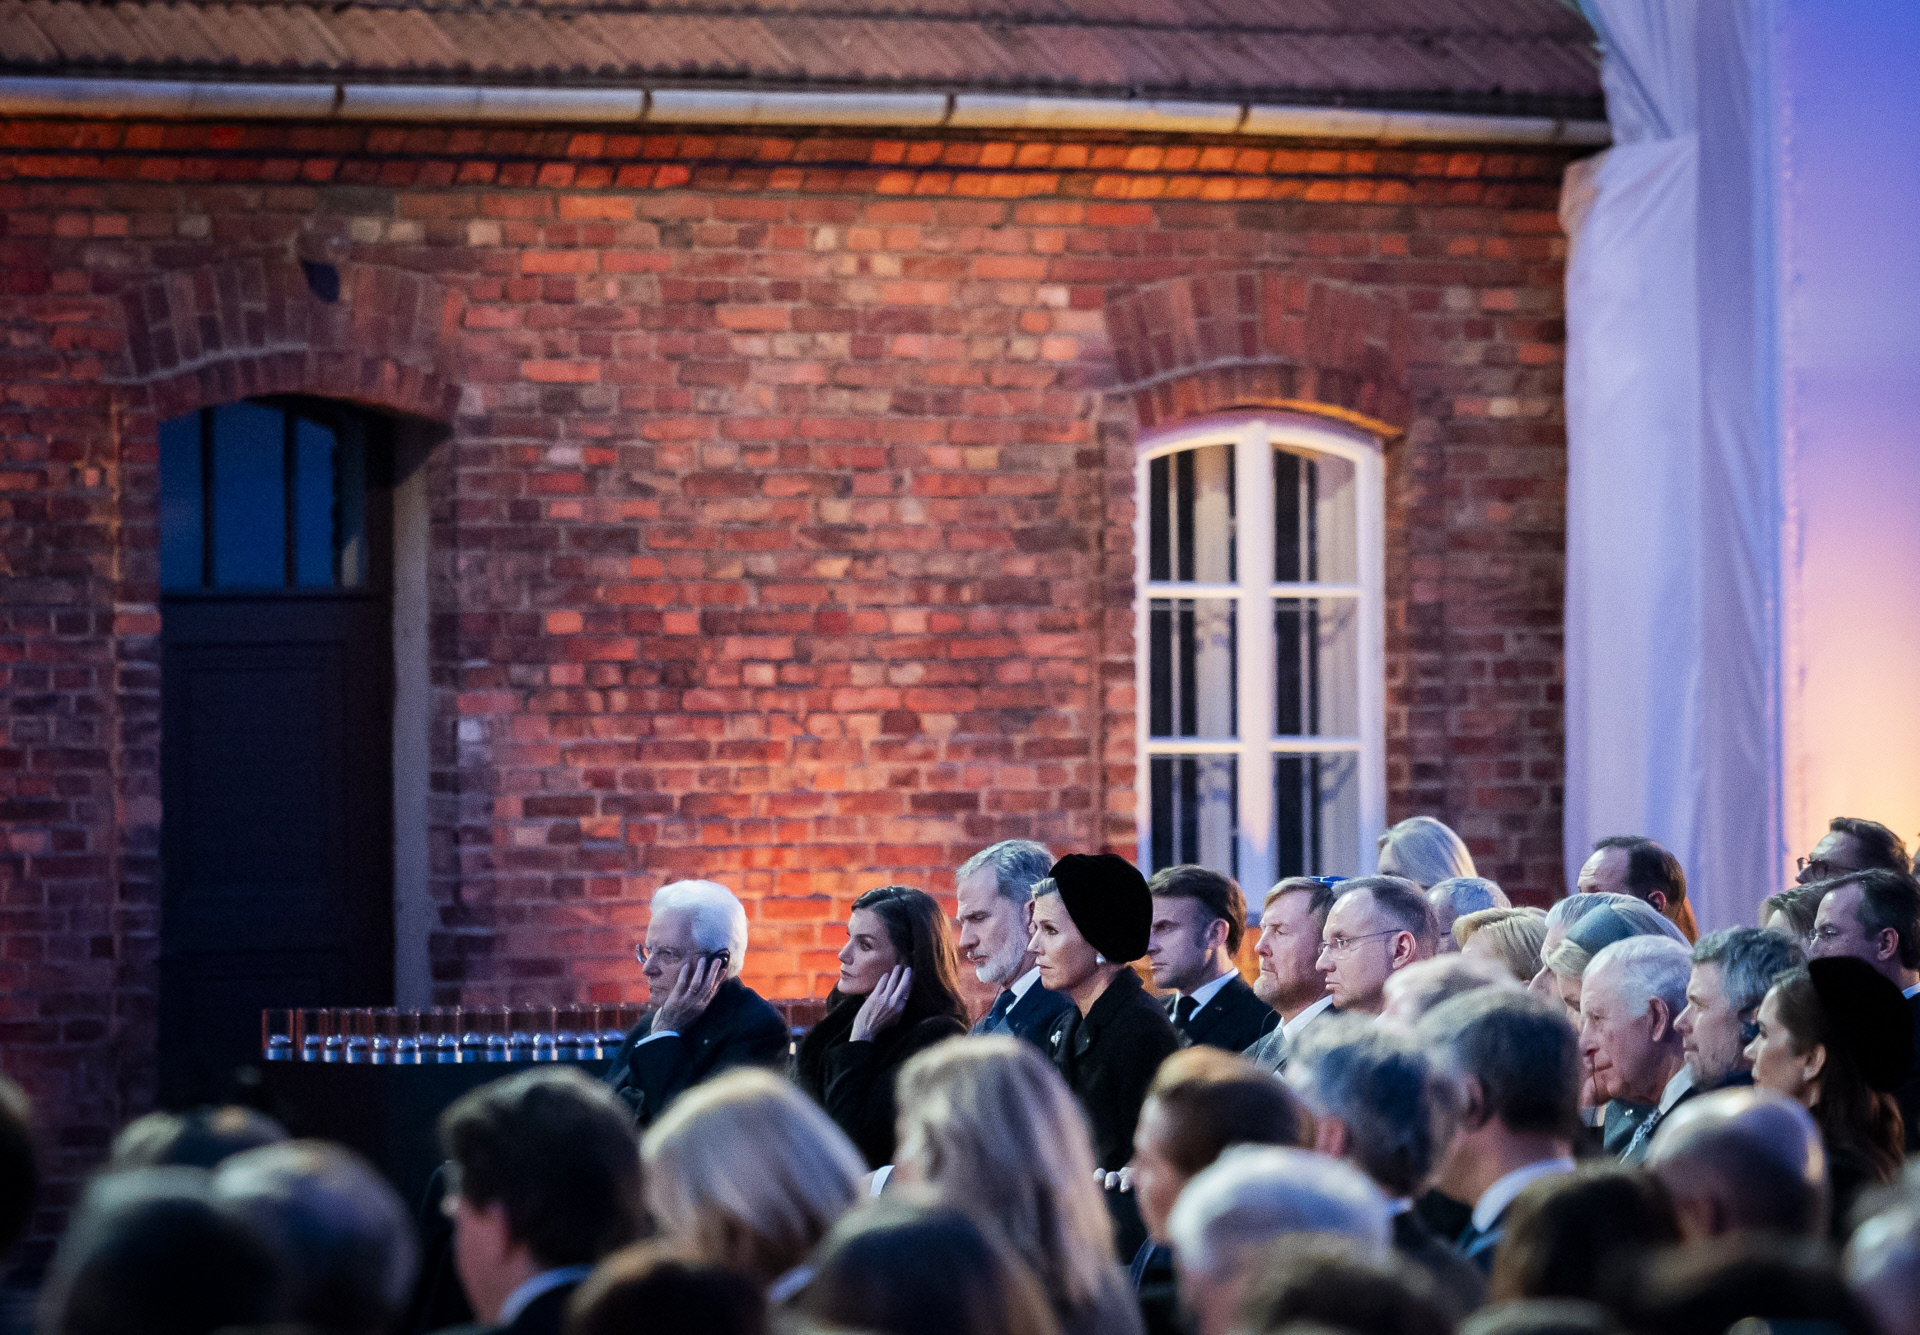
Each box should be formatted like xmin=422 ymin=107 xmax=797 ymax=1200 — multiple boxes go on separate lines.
xmin=1562 ymin=0 xmax=1778 ymax=928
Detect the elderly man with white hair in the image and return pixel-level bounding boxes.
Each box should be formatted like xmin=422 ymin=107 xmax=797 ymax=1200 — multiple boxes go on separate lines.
xmin=1576 ymin=935 xmax=1693 ymax=1164
xmin=606 ymin=879 xmax=787 ymax=1127
xmin=1166 ymin=1145 xmax=1389 ymax=1335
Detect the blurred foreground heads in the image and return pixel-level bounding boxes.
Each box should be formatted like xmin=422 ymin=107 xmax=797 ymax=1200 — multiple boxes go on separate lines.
xmin=1644 ymin=1085 xmax=1829 ymax=1239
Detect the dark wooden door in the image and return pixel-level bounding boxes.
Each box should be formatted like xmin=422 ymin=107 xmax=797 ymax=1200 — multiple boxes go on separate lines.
xmin=157 ymin=399 xmax=394 ymax=1106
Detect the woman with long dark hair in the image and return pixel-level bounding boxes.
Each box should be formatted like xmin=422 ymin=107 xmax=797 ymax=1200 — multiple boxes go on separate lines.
xmin=793 ymin=885 xmax=969 ymax=1167
xmin=1745 ymin=956 xmax=1912 ymax=1234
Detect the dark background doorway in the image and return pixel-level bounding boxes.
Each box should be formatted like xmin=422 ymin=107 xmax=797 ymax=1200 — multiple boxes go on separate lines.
xmin=157 ymin=398 xmax=395 ymax=1107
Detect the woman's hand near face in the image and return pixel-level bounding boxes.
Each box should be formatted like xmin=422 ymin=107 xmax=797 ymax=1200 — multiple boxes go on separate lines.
xmin=850 ymin=965 xmax=912 ymax=1042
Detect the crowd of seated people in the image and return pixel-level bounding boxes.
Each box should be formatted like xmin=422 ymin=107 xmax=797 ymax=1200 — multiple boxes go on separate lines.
xmin=10 ymin=818 xmax=1920 ymax=1335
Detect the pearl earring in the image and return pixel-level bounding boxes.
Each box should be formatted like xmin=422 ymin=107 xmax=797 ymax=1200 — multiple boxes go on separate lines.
xmin=1095 ymin=954 xmax=1106 ymax=965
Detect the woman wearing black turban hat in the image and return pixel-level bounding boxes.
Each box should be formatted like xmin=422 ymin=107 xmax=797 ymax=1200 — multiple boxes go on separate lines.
xmin=1027 ymin=853 xmax=1181 ymax=1259
xmin=1745 ymin=954 xmax=1914 ymax=1235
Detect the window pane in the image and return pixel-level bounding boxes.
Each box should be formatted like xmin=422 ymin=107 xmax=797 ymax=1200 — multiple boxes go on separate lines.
xmin=1149 ymin=443 xmax=1235 ymax=583
xmin=1150 ymin=755 xmax=1238 ymax=878
xmin=210 ymin=402 xmax=287 ymax=588
xmin=293 ymin=416 xmax=337 ymax=587
xmin=333 ymin=421 xmax=368 ymax=588
xmin=1274 ymin=445 xmax=1357 ymax=583
xmin=1274 ymin=598 xmax=1360 ymax=736
xmin=1149 ymin=598 xmax=1237 ymax=738
xmin=1273 ymin=752 xmax=1359 ymax=877
xmin=159 ymin=412 xmax=203 ymax=590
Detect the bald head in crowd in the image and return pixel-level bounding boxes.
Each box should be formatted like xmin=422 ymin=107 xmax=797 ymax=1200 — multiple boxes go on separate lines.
xmin=1645 ymin=1087 xmax=1830 ymax=1240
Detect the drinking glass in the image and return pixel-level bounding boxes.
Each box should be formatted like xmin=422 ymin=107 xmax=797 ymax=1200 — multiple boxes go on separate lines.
xmin=434 ymin=1007 xmax=461 ymax=1064
xmin=505 ymin=1009 xmax=533 ymax=1063
xmin=554 ymin=1007 xmax=581 ymax=1061
xmin=459 ymin=1010 xmax=486 ymax=1063
xmin=395 ymin=1010 xmax=421 ymax=1065
xmin=530 ymin=1006 xmax=557 ymax=1062
xmin=322 ymin=1008 xmax=347 ymax=1062
xmin=483 ymin=1007 xmax=509 ymax=1063
xmin=344 ymin=1009 xmax=372 ymax=1064
xmin=262 ymin=1008 xmax=294 ymax=1061
xmin=297 ymin=1008 xmax=329 ymax=1062
xmin=597 ymin=1004 xmax=628 ymax=1057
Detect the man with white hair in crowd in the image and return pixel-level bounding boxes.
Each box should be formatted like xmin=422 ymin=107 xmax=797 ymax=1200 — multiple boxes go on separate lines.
xmin=1427 ymin=878 xmax=1509 ymax=954
xmin=955 ymin=839 xmax=1074 ymax=1044
xmin=1166 ymin=1144 xmax=1389 ymax=1335
xmin=607 ymin=879 xmax=787 ymax=1127
xmin=1577 ymin=935 xmax=1693 ymax=1163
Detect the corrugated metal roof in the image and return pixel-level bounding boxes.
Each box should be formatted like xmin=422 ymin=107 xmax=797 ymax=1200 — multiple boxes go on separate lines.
xmin=0 ymin=0 xmax=1601 ymax=118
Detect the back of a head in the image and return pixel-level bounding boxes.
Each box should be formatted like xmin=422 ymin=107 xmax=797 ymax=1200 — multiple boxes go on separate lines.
xmin=1336 ymin=877 xmax=1440 ymax=957
xmin=1237 ymin=1234 xmax=1450 ymax=1335
xmin=1548 ymin=899 xmax=1686 ymax=983
xmin=1166 ymin=1145 xmax=1389 ymax=1285
xmin=211 ymin=1140 xmax=417 ymax=1335
xmin=107 ymin=1106 xmax=288 ymax=1171
xmin=1645 ymin=1087 xmax=1829 ymax=1239
xmin=1382 ymin=953 xmax=1518 ymax=1022
xmin=1488 ymin=1167 xmax=1680 ymax=1306
xmin=439 ymin=1067 xmax=641 ymax=1269
xmin=1377 ymin=816 xmax=1477 ymax=888
xmin=1415 ymin=988 xmax=1579 ymax=1139
xmin=1455 ymin=908 xmax=1550 ymax=983
xmin=1594 ymin=836 xmax=1688 ymax=908
xmin=893 ymin=1036 xmax=1111 ymax=1308
xmin=40 ymin=1167 xmax=279 ymax=1335
xmin=1543 ymin=892 xmax=1623 ymax=934
xmin=1847 ymin=1197 xmax=1920 ymax=1335
xmin=1429 ymin=877 xmax=1510 ymax=919
xmin=1621 ymin=1234 xmax=1875 ymax=1335
xmin=643 ymin=1067 xmax=865 ymax=1285
xmin=1144 ymin=1046 xmax=1310 ymax=1175
xmin=1286 ymin=1018 xmax=1437 ymax=1198
xmin=565 ymin=1241 xmax=766 ymax=1335
xmin=1459 ymin=1299 xmax=1620 ymax=1335
xmin=797 ymin=1196 xmax=1061 ymax=1335
xmin=0 ymin=1075 xmax=36 ymax=1259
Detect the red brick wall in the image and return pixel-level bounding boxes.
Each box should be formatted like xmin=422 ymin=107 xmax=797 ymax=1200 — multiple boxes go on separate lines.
xmin=0 ymin=118 xmax=1575 ymax=1254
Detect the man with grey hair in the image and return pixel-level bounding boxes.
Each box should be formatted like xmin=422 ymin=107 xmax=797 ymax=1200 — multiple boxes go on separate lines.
xmin=956 ymin=839 xmax=1073 ymax=1044
xmin=1417 ymin=989 xmax=1580 ymax=1271
xmin=1673 ymin=926 xmax=1804 ymax=1101
xmin=1427 ymin=877 xmax=1510 ymax=953
xmin=1166 ymin=1144 xmax=1389 ymax=1335
xmin=607 ymin=879 xmax=786 ymax=1126
xmin=1577 ymin=935 xmax=1692 ymax=1163
xmin=212 ymin=1141 xmax=418 ymax=1335
xmin=1286 ymin=1018 xmax=1485 ymax=1316
xmin=1645 ymin=1086 xmax=1830 ymax=1239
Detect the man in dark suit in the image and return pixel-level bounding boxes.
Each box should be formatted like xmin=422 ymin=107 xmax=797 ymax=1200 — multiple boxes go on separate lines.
xmin=1807 ymin=866 xmax=1920 ymax=1143
xmin=436 ymin=1069 xmax=640 ymax=1335
xmin=955 ymin=840 xmax=1074 ymax=1044
xmin=606 ymin=879 xmax=788 ymax=1128
xmin=1145 ymin=865 xmax=1278 ymax=1053
xmin=1285 ymin=1015 xmax=1484 ymax=1317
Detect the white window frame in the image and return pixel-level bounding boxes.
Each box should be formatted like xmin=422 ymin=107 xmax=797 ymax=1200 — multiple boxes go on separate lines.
xmin=1133 ymin=411 xmax=1387 ymax=890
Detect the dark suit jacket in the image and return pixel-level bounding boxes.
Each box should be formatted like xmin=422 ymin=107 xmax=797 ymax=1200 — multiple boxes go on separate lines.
xmin=1895 ymin=993 xmax=1920 ymax=1148
xmin=973 ymin=978 xmax=1075 ymax=1047
xmin=1047 ymin=967 xmax=1183 ymax=1172
xmin=1393 ymin=1209 xmax=1485 ymax=1318
xmin=430 ymin=1280 xmax=578 ymax=1335
xmin=1166 ymin=974 xmax=1279 ymax=1053
xmin=605 ymin=977 xmax=788 ymax=1128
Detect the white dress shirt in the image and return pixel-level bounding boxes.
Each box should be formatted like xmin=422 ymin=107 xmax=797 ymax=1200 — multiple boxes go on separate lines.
xmin=498 ymin=1266 xmax=594 ymax=1327
xmin=1470 ymin=1156 xmax=1577 ymax=1234
xmin=1179 ymin=968 xmax=1239 ymax=1017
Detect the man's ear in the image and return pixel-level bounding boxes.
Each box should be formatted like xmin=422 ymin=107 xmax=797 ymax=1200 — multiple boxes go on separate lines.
xmin=1391 ymin=930 xmax=1420 ymax=969
xmin=1458 ymin=1075 xmax=1490 ymax=1131
xmin=1313 ymin=1116 xmax=1351 ymax=1160
xmin=1875 ymin=926 xmax=1902 ymax=965
xmin=1205 ymin=916 xmax=1232 ymax=955
xmin=1647 ymin=997 xmax=1675 ymax=1042
xmin=1646 ymin=890 xmax=1668 ymax=914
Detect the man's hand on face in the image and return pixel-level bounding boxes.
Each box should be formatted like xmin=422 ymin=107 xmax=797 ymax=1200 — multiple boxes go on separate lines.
xmin=650 ymin=954 xmax=728 ymax=1034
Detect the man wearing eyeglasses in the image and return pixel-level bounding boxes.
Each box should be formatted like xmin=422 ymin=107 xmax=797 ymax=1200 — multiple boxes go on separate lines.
xmin=605 ymin=879 xmax=787 ymax=1128
xmin=1315 ymin=876 xmax=1441 ymax=1016
xmin=1807 ymin=866 xmax=1920 ymax=1142
xmin=1795 ymin=816 xmax=1911 ymax=884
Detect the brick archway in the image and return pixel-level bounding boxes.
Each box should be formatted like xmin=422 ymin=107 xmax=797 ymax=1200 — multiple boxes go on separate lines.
xmin=115 ymin=257 xmax=464 ymax=422
xmin=1104 ymin=271 xmax=1410 ymax=435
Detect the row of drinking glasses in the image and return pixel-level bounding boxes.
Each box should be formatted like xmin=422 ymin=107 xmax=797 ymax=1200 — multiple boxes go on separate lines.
xmin=262 ymin=1006 xmax=646 ymax=1063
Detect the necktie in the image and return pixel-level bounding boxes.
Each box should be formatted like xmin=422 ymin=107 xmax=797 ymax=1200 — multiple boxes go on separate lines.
xmin=981 ymin=989 xmax=1017 ymax=1034
xmin=1174 ymin=995 xmax=1198 ymax=1029
xmin=1622 ymin=1105 xmax=1663 ymax=1162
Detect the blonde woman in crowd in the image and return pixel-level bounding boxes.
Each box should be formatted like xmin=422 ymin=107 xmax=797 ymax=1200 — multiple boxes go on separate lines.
xmin=1376 ymin=815 xmax=1477 ymax=889
xmin=894 ymin=1036 xmax=1145 ymax=1335
xmin=1453 ymin=907 xmax=1549 ymax=984
xmin=640 ymin=1067 xmax=867 ymax=1303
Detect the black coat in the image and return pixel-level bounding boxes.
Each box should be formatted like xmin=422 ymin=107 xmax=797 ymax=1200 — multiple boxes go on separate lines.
xmin=1046 ymin=967 xmax=1183 ymax=1172
xmin=793 ymin=997 xmax=968 ymax=1168
xmin=430 ymin=1279 xmax=579 ymax=1335
xmin=605 ymin=977 xmax=789 ymax=1128
xmin=1894 ymin=992 xmax=1920 ymax=1148
xmin=1165 ymin=974 xmax=1280 ymax=1053
xmin=1392 ymin=1209 xmax=1485 ymax=1319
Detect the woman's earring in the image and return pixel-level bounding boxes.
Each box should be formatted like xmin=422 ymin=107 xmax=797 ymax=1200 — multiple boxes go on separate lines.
xmin=1095 ymin=954 xmax=1106 ymax=965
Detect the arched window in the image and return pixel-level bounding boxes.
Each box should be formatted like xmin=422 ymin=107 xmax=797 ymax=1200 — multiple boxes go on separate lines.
xmin=1136 ymin=414 xmax=1386 ymax=888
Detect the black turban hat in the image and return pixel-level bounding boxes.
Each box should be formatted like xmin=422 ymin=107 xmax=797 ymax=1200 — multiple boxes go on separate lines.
xmin=1047 ymin=853 xmax=1151 ymax=963
xmin=1807 ymin=955 xmax=1915 ymax=1094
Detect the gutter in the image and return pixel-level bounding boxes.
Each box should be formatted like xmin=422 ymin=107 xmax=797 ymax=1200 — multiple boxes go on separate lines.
xmin=0 ymin=77 xmax=1610 ymax=146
